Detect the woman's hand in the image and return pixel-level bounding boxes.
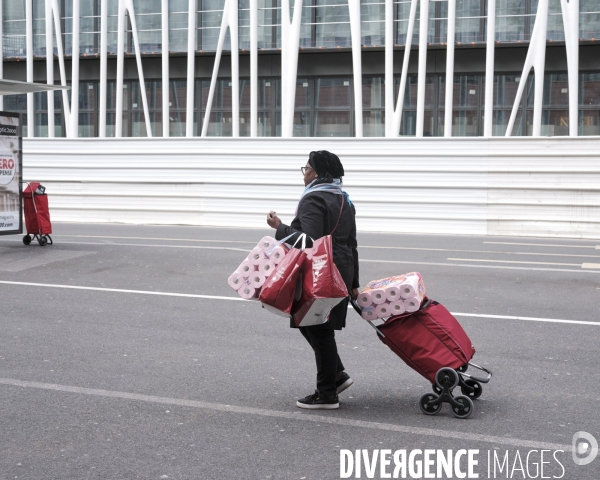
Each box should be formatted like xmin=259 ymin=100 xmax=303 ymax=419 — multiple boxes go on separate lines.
xmin=351 ymin=288 xmax=359 ymax=299
xmin=267 ymin=211 xmax=282 ymax=229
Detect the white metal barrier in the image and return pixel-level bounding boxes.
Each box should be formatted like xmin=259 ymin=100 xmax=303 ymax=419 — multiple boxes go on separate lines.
xmin=23 ymin=137 xmax=600 ymax=239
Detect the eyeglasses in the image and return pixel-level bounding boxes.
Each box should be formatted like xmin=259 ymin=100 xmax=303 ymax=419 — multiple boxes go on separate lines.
xmin=300 ymin=166 xmax=313 ymax=175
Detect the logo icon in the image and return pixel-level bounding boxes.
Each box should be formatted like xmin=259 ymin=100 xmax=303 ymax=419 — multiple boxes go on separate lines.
xmin=572 ymin=431 xmax=598 ymax=466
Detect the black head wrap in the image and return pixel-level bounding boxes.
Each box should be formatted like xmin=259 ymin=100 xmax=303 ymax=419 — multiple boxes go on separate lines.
xmin=307 ymin=150 xmax=345 ymax=184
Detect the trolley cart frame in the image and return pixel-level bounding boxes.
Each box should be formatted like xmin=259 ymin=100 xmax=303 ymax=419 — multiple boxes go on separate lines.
xmin=21 ymin=181 xmax=53 ymax=247
xmin=350 ymin=297 xmax=492 ymax=419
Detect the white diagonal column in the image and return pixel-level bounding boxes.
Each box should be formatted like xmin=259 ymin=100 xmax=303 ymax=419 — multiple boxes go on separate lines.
xmin=388 ymin=0 xmax=418 ymax=136
xmin=280 ymin=0 xmax=303 ymax=137
xmin=250 ymin=0 xmax=258 ymax=136
xmin=348 ymin=0 xmax=362 ymax=137
xmin=99 ymin=0 xmax=108 ymax=137
xmin=26 ymin=0 xmax=33 ymax=137
xmin=71 ymin=0 xmax=80 ymax=137
xmin=443 ymin=0 xmax=455 ymax=137
xmin=484 ymin=0 xmax=496 ymax=137
xmin=127 ymin=1 xmax=152 ymax=136
xmin=46 ymin=0 xmax=55 ymax=137
xmin=115 ymin=0 xmax=126 ymax=137
xmin=50 ymin=0 xmax=72 ymax=137
xmin=162 ymin=0 xmax=169 ymax=137
xmin=415 ymin=0 xmax=429 ymax=137
xmin=201 ymin=0 xmax=240 ymax=137
xmin=506 ymin=0 xmax=549 ymax=137
xmin=560 ymin=0 xmax=579 ymax=137
xmin=186 ymin=0 xmax=196 ymax=137
xmin=116 ymin=0 xmax=152 ymax=137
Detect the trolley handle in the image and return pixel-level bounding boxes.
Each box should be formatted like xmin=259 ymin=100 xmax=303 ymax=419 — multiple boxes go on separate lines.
xmin=349 ymin=296 xmax=385 ymax=338
xmin=350 ymin=296 xmax=362 ymax=316
xmin=461 ymin=362 xmax=493 ymax=384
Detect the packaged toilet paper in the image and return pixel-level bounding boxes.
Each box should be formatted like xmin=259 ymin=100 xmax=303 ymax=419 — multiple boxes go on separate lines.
xmin=227 ymin=235 xmax=291 ymax=300
xmin=357 ymin=273 xmax=426 ymax=320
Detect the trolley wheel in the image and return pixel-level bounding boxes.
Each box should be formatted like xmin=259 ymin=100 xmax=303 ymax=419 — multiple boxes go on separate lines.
xmin=435 ymin=367 xmax=459 ymax=390
xmin=23 ymin=235 xmax=32 ymax=245
xmin=461 ymin=379 xmax=483 ymax=399
xmin=419 ymin=394 xmax=442 ymax=416
xmin=451 ymin=395 xmax=474 ymax=419
xmin=38 ymin=236 xmax=48 ymax=246
xmin=432 ymin=384 xmax=443 ymax=395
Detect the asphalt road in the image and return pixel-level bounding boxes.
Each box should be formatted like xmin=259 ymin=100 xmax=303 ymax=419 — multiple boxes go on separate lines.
xmin=0 ymin=223 xmax=599 ymax=480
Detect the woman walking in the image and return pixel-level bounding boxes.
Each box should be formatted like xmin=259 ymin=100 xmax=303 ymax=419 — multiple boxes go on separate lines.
xmin=266 ymin=150 xmax=359 ymax=410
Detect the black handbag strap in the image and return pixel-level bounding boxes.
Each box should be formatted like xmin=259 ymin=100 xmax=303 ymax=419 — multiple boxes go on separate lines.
xmin=330 ymin=195 xmax=345 ymax=235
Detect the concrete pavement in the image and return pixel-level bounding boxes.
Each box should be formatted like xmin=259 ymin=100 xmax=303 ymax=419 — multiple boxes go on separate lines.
xmin=0 ymin=223 xmax=598 ymax=479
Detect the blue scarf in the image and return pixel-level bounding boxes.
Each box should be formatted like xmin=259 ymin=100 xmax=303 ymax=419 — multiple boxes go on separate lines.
xmin=296 ymin=178 xmax=353 ymax=214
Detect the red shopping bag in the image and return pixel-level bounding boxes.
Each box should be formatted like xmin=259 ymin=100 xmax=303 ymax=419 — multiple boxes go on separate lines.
xmin=291 ymin=234 xmax=349 ymax=327
xmin=259 ymin=247 xmax=306 ymax=317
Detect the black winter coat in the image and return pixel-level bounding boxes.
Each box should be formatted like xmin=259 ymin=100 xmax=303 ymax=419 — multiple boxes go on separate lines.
xmin=276 ymin=190 xmax=359 ymax=330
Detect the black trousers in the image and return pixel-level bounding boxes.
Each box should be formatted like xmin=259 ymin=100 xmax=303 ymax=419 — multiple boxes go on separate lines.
xmin=299 ymin=325 xmax=345 ymax=397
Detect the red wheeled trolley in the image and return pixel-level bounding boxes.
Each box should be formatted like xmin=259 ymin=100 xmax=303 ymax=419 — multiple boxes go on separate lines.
xmin=351 ymin=298 xmax=491 ymax=419
xmin=22 ymin=182 xmax=53 ymax=246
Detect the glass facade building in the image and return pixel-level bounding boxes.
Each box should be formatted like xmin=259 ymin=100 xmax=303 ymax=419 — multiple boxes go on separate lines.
xmin=2 ymin=0 xmax=600 ymax=137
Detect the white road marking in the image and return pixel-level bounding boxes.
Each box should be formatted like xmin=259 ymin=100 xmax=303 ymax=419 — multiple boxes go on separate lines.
xmin=55 ymin=235 xmax=257 ymax=245
xmin=5 ymin=236 xmax=600 ymax=274
xmin=484 ymin=241 xmax=598 ymax=249
xmin=1 ymin=280 xmax=598 ymax=326
xmin=0 ymin=280 xmax=247 ymax=302
xmin=0 ymin=377 xmax=572 ymax=451
xmin=3 ymin=237 xmax=600 ymax=258
xmin=361 ymin=258 xmax=600 ymax=274
xmin=447 ymin=258 xmax=582 ymax=267
xmin=452 ymin=313 xmax=599 ymax=326
xmin=57 ymin=236 xmax=600 ymax=258
xmin=3 ymin=240 xmax=250 ymax=253
xmin=582 ymin=263 xmax=600 ymax=269
xmin=364 ymin=247 xmax=600 ymax=258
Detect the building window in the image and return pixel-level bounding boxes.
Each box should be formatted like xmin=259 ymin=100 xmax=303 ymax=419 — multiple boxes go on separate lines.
xmin=439 ymin=75 xmax=482 ymax=137
xmin=314 ymin=77 xmax=352 ymax=136
xmin=362 ymin=76 xmax=385 ymax=137
xmin=579 ymin=72 xmax=600 ymax=136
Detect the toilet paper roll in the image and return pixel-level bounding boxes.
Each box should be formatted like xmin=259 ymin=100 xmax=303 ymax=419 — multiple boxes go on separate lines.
xmin=258 ymin=236 xmax=276 ymax=250
xmin=227 ymin=272 xmax=245 ymax=291
xmin=399 ymin=273 xmax=426 ymax=301
xmin=357 ymin=291 xmax=372 ymax=307
xmin=269 ymin=246 xmax=287 ymax=265
xmin=385 ymin=286 xmax=401 ymax=302
xmin=249 ymin=272 xmax=266 ymax=289
xmin=375 ymin=303 xmax=391 ymax=319
xmin=361 ymin=306 xmax=377 ymax=321
xmin=400 ymin=284 xmax=416 ymax=298
xmin=248 ymin=247 xmax=266 ymax=266
xmin=404 ymin=297 xmax=421 ymax=313
xmin=389 ymin=300 xmax=406 ymax=315
xmin=236 ymin=260 xmax=254 ymax=278
xmin=238 ymin=285 xmax=258 ymax=300
xmin=371 ymin=289 xmax=387 ymax=305
xmin=259 ymin=258 xmax=275 ymax=277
